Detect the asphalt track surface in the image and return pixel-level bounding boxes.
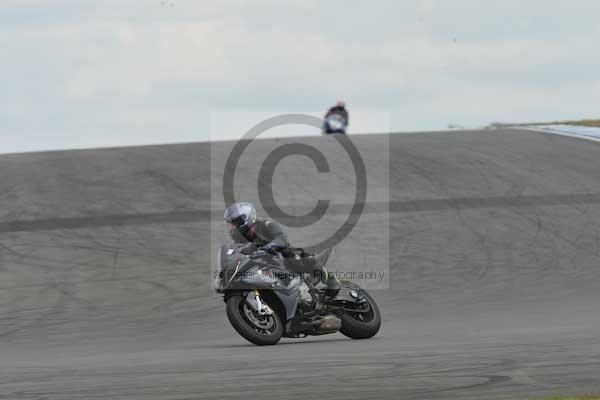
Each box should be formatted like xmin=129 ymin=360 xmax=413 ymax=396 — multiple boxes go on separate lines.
xmin=1 ymin=129 xmax=600 ymax=399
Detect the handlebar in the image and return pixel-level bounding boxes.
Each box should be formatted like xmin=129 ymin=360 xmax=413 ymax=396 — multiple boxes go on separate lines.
xmin=227 ymin=243 xmax=282 ymax=259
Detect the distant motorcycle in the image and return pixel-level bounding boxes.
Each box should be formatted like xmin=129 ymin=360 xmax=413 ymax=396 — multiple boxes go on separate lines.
xmin=323 ymin=114 xmax=347 ymax=134
xmin=214 ymin=243 xmax=381 ymax=346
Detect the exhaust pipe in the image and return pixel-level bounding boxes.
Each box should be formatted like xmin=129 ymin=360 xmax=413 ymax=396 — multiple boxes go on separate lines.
xmin=314 ymin=315 xmax=342 ymax=334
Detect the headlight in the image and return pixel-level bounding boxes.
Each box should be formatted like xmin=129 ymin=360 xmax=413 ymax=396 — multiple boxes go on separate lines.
xmin=241 ymin=266 xmax=278 ymax=285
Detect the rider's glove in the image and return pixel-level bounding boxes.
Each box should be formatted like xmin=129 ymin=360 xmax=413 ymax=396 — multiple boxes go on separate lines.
xmin=258 ymin=244 xmax=278 ymax=254
xmin=240 ymin=244 xmax=257 ymax=255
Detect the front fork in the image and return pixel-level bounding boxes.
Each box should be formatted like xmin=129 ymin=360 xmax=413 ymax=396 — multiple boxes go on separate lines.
xmin=245 ymin=290 xmax=274 ymax=316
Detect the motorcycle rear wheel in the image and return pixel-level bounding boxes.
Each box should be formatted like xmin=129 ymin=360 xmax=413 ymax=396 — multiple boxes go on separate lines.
xmin=339 ymin=288 xmax=381 ymax=339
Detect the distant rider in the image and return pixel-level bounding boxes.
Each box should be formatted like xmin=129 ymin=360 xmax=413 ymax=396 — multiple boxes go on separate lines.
xmin=324 ymin=99 xmax=349 ymax=133
xmin=224 ymin=202 xmax=340 ymax=293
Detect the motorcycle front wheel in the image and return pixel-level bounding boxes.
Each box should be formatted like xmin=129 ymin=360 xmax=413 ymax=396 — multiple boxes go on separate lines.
xmin=226 ymin=294 xmax=284 ymax=346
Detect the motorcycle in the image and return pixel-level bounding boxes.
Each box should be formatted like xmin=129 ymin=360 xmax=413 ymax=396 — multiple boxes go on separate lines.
xmin=214 ymin=243 xmax=381 ymax=346
xmin=323 ymin=114 xmax=347 ymax=134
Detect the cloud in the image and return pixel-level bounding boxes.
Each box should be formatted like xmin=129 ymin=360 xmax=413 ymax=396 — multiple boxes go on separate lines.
xmin=61 ymin=21 xmax=238 ymax=99
xmin=1 ymin=0 xmax=599 ymax=152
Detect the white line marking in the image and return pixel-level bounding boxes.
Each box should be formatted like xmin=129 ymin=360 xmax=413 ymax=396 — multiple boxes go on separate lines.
xmin=518 ymin=125 xmax=600 ymax=144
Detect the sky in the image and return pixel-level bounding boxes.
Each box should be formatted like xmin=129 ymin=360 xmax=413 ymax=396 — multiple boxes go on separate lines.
xmin=1 ymin=0 xmax=600 ymax=153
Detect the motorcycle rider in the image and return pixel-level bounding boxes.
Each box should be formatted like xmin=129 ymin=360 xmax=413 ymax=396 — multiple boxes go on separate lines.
xmin=224 ymin=201 xmax=340 ymax=293
xmin=324 ymin=99 xmax=349 ymax=132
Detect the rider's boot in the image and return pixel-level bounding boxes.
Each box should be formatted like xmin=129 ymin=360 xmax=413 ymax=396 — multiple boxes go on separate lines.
xmin=322 ymin=267 xmax=340 ymax=297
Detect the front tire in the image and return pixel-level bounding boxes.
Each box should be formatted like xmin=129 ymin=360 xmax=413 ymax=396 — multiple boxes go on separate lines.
xmin=226 ymin=294 xmax=283 ymax=346
xmin=339 ymin=288 xmax=381 ymax=339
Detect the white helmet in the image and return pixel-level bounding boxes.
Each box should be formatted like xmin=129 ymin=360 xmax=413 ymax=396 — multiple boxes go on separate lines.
xmin=224 ymin=202 xmax=257 ymax=238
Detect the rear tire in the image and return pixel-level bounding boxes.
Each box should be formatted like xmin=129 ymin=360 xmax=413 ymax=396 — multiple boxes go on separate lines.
xmin=226 ymin=294 xmax=283 ymax=346
xmin=339 ymin=288 xmax=381 ymax=339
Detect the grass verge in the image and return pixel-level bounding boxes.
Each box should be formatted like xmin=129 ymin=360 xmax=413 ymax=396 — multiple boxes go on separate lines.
xmin=521 ymin=119 xmax=600 ymax=127
xmin=537 ymin=395 xmax=600 ymax=400
xmin=489 ymin=119 xmax=600 ymax=128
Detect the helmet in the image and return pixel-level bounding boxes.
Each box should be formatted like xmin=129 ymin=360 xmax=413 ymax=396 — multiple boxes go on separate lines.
xmin=224 ymin=202 xmax=257 ymax=239
xmin=336 ymin=99 xmax=346 ymax=107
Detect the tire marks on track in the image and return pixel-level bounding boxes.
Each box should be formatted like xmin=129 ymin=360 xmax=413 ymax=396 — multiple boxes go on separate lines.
xmin=4 ymin=192 xmax=600 ymax=233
